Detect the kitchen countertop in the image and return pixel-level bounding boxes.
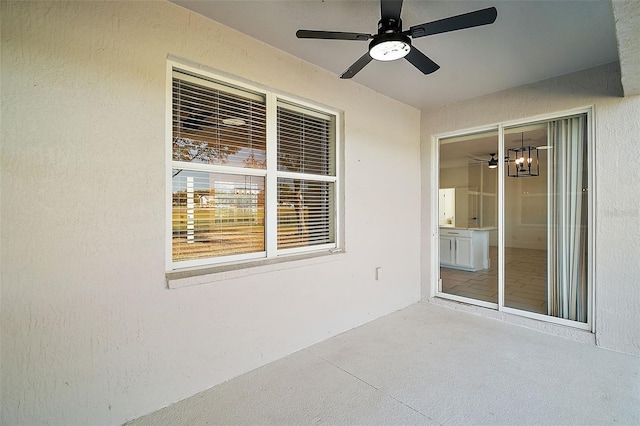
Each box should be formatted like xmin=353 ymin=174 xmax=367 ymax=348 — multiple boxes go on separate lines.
xmin=440 ymin=226 xmax=497 ymax=231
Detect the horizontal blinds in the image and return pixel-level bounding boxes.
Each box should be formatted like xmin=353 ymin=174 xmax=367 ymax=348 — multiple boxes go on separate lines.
xmin=173 ymin=75 xmax=266 ymax=169
xmin=170 ymin=68 xmax=337 ymax=266
xmin=173 ymin=70 xmax=264 ymax=101
xmin=172 ymin=170 xmax=265 ymax=261
xmin=277 ymin=104 xmax=334 ymax=176
xmin=277 ymin=178 xmax=334 ymax=249
xmin=276 ymin=102 xmax=336 ymax=251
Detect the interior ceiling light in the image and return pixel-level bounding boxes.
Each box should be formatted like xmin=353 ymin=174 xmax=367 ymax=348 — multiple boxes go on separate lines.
xmin=488 ymin=153 xmax=498 ymax=169
xmin=507 ymin=133 xmax=539 ymax=177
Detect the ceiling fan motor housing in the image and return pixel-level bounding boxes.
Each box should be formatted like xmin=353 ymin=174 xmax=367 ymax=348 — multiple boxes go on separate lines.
xmin=378 ymin=17 xmax=402 ymax=34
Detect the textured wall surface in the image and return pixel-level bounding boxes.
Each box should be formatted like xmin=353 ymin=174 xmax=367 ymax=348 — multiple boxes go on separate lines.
xmin=611 ymin=0 xmax=640 ymax=96
xmin=421 ymin=62 xmax=640 ymax=356
xmin=0 ymin=1 xmax=421 ymax=424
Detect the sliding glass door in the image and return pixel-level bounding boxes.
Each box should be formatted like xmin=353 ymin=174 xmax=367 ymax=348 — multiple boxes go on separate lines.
xmin=503 ymin=124 xmax=550 ymax=315
xmin=438 ymin=131 xmax=498 ymax=306
xmin=437 ymin=111 xmax=591 ymax=327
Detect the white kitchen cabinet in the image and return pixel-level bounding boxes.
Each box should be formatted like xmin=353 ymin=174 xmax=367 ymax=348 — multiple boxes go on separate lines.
xmin=439 ymin=236 xmax=455 ymax=265
xmin=439 ymin=228 xmax=491 ymax=271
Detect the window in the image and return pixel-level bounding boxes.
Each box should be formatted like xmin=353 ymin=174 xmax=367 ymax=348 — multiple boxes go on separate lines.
xmin=277 ymin=103 xmax=336 ymax=250
xmin=168 ymin=66 xmax=339 ymax=270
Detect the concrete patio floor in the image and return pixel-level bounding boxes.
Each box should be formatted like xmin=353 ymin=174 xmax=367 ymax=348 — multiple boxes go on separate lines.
xmin=127 ymin=302 xmax=640 ymax=425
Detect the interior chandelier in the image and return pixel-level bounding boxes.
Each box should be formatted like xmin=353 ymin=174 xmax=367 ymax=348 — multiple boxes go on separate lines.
xmin=507 ymin=133 xmax=539 ymax=177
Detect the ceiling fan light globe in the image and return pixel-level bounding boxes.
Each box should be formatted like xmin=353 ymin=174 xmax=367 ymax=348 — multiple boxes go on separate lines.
xmin=370 ymin=40 xmax=410 ymax=61
xmin=369 ymin=32 xmax=411 ymax=62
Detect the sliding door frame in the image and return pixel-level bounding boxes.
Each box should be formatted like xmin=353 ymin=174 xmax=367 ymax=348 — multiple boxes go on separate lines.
xmin=431 ymin=106 xmax=595 ymax=331
xmin=432 ymin=125 xmax=499 ymax=310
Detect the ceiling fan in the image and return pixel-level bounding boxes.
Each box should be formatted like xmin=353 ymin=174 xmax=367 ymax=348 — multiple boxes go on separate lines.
xmin=469 ymin=153 xmax=499 ymax=169
xmin=296 ymin=0 xmax=497 ymax=79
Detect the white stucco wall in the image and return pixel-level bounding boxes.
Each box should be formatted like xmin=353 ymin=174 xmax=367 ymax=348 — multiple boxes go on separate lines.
xmin=0 ymin=1 xmax=421 ymax=424
xmin=421 ymin=62 xmax=640 ymax=357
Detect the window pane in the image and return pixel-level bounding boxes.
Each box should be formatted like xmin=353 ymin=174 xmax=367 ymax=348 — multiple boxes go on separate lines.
xmin=172 ymin=169 xmax=265 ymax=261
xmin=504 ymin=116 xmax=588 ymax=323
xmin=438 ymin=131 xmax=498 ymax=304
xmin=504 ymin=125 xmax=551 ymax=315
xmin=172 ymin=78 xmax=266 ymax=169
xmin=277 ymin=105 xmax=334 ymax=176
xmin=278 ymin=178 xmax=334 ymax=249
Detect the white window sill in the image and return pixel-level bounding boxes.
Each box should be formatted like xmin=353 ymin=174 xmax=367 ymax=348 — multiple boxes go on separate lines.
xmin=166 ymin=250 xmax=347 ymax=289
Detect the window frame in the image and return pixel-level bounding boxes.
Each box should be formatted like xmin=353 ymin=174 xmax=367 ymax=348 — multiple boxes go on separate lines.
xmin=166 ymin=61 xmax=342 ymax=272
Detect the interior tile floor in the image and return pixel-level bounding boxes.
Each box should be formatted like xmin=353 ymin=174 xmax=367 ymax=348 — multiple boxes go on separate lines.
xmin=441 ymin=246 xmax=547 ymax=314
xmin=127 ymin=302 xmax=640 ymax=425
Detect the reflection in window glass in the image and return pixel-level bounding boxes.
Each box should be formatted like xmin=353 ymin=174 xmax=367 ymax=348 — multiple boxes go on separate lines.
xmin=277 ymin=178 xmax=334 ymax=249
xmin=277 ymin=105 xmax=333 ymax=176
xmin=172 ymin=77 xmax=266 ymax=169
xmin=172 ymin=170 xmax=265 ymax=261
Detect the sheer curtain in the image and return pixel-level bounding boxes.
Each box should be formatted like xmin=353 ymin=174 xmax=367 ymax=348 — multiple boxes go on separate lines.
xmin=548 ymin=115 xmax=588 ymax=322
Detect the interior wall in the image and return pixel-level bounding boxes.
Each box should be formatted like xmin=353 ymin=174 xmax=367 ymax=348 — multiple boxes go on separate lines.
xmin=0 ymin=1 xmax=422 ymax=424
xmin=480 ymin=164 xmax=497 ymax=230
xmin=504 ymin=149 xmax=549 ymax=251
xmin=440 ymin=164 xmax=498 ymax=231
xmin=421 ymin=62 xmax=640 ymax=357
xmin=439 ymin=166 xmax=469 ymax=228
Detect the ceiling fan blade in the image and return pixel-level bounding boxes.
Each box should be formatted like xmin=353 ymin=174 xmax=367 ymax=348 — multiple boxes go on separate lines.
xmin=381 ymin=0 xmax=403 ymax=21
xmin=340 ymin=52 xmax=373 ymax=79
xmin=296 ymin=30 xmax=372 ymax=41
xmin=405 ymin=47 xmax=440 ymax=75
xmin=409 ymin=7 xmax=497 ymax=39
